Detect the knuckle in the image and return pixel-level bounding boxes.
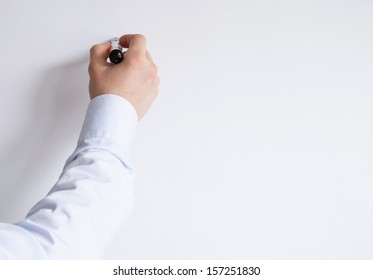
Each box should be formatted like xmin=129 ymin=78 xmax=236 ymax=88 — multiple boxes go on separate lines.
xmin=129 ymin=53 xmax=145 ymax=65
xmin=89 ymin=44 xmax=99 ymax=55
xmin=88 ymin=63 xmax=93 ymax=73
xmin=135 ymin=34 xmax=147 ymax=42
xmin=88 ymin=62 xmax=97 ymax=75
xmin=156 ymin=76 xmax=161 ymax=87
xmin=150 ymin=64 xmax=158 ymax=79
xmin=151 ymin=63 xmax=158 ymax=73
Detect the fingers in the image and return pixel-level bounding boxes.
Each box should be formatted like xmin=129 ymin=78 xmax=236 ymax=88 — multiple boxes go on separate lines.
xmin=89 ymin=41 xmax=111 ymax=68
xmin=90 ymin=35 xmax=152 ymax=71
xmin=119 ymin=34 xmax=147 ymax=57
xmin=119 ymin=34 xmax=154 ymax=63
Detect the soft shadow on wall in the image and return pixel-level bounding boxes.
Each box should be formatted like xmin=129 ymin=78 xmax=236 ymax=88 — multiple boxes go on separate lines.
xmin=0 ymin=57 xmax=89 ymax=222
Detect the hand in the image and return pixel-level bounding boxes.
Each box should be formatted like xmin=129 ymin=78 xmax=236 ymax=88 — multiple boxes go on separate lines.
xmin=88 ymin=34 xmax=160 ymax=119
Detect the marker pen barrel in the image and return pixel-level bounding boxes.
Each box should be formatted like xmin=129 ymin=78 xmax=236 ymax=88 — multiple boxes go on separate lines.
xmin=109 ymin=37 xmax=124 ymax=64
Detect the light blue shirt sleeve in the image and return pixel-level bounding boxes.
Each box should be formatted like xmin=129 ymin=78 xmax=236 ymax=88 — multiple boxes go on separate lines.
xmin=0 ymin=94 xmax=138 ymax=259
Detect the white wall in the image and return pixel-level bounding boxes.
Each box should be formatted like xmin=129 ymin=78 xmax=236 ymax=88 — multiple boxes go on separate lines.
xmin=0 ymin=0 xmax=372 ymax=259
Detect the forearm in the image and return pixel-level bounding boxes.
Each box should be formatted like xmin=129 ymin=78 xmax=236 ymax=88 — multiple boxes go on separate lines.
xmin=0 ymin=94 xmax=137 ymax=259
xmin=17 ymin=149 xmax=134 ymax=259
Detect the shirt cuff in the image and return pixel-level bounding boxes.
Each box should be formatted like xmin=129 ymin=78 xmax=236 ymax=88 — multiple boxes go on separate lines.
xmin=65 ymin=94 xmax=138 ymax=168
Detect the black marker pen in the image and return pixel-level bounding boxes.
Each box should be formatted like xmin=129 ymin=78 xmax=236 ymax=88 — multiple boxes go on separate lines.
xmin=109 ymin=37 xmax=124 ymax=64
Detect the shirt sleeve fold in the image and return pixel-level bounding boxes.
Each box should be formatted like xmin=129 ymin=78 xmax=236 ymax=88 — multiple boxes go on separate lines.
xmin=0 ymin=94 xmax=138 ymax=259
